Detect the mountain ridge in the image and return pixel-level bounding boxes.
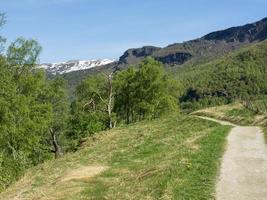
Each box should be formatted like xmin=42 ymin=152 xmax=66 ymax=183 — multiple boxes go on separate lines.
xmin=51 ymin=17 xmax=267 ymax=90
xmin=202 ymin=17 xmax=267 ymax=42
xmin=116 ymin=17 xmax=267 ymax=68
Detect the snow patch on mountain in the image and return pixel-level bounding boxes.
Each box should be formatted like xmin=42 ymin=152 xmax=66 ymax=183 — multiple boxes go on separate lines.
xmin=39 ymin=59 xmax=116 ymax=75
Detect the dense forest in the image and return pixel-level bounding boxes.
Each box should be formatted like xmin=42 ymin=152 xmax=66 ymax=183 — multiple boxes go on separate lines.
xmin=0 ymin=11 xmax=267 ymax=192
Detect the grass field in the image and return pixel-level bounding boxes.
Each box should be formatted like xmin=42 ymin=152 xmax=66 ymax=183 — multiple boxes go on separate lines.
xmin=0 ymin=114 xmax=230 ymax=200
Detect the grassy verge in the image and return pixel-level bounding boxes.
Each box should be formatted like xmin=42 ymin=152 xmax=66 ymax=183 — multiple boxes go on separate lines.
xmin=0 ymin=114 xmax=230 ymax=200
xmin=194 ymin=102 xmax=267 ymax=141
xmin=193 ymin=102 xmax=258 ymax=125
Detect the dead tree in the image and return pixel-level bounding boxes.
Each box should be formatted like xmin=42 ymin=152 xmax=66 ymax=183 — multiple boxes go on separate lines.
xmin=83 ymin=72 xmax=116 ymax=129
xmin=50 ymin=128 xmax=63 ymax=159
xmin=107 ymin=72 xmax=114 ymax=128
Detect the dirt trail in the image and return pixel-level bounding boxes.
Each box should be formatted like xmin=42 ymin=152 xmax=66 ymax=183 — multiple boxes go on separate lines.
xmin=197 ymin=116 xmax=236 ymax=126
xmin=198 ymin=116 xmax=267 ymax=200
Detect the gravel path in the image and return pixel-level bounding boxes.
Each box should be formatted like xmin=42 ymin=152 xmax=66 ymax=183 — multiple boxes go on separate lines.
xmin=198 ymin=116 xmax=267 ymax=200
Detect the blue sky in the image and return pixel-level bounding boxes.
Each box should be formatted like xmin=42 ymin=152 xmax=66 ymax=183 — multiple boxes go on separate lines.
xmin=1 ymin=0 xmax=266 ymax=63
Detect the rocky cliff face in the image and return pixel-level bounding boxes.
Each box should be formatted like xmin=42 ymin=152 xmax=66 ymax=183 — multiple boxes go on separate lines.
xmin=119 ymin=46 xmax=161 ymax=65
xmin=155 ymin=52 xmax=193 ymax=65
xmin=203 ymin=17 xmax=267 ymax=43
xmin=118 ymin=46 xmax=193 ymax=66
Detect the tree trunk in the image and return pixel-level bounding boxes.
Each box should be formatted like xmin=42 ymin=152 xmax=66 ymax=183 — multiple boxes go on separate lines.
xmin=50 ymin=128 xmax=62 ymax=159
xmin=107 ymin=73 xmax=113 ymax=128
xmin=126 ymin=106 xmax=129 ymax=124
xmin=263 ymin=100 xmax=267 ymax=112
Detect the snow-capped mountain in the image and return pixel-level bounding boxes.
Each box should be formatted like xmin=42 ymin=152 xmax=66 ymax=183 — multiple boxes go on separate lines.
xmin=39 ymin=59 xmax=116 ymax=75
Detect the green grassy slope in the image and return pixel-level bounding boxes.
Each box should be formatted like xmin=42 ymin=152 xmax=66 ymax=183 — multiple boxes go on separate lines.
xmin=194 ymin=102 xmax=267 ymax=126
xmin=0 ymin=114 xmax=230 ymax=200
xmin=194 ymin=102 xmax=267 ymax=141
xmin=193 ymin=103 xmax=258 ymax=125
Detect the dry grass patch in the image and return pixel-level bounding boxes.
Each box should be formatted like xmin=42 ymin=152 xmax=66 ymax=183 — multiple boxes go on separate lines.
xmin=61 ymin=165 xmax=108 ymax=182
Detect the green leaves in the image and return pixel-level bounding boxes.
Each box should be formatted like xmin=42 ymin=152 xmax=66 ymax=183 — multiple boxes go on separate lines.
xmin=69 ymin=58 xmax=179 ymax=141
xmin=0 ymin=38 xmax=53 ymax=190
xmin=7 ymin=38 xmax=42 ymax=78
xmin=114 ymin=57 xmax=178 ymax=123
xmin=69 ymin=74 xmax=111 ymax=141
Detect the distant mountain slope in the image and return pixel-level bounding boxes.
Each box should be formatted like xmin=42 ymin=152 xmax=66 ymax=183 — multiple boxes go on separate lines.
xmin=54 ymin=17 xmax=267 ymax=92
xmin=52 ymin=17 xmax=267 ymax=77
xmin=176 ymin=40 xmax=267 ymax=111
xmin=203 ymin=17 xmax=267 ymax=42
xmin=117 ymin=17 xmax=267 ymax=68
xmin=59 ymin=61 xmax=118 ymax=96
xmin=39 ymin=59 xmax=116 ymax=75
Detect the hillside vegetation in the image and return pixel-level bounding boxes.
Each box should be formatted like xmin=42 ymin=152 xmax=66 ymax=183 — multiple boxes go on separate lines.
xmin=0 ymin=114 xmax=230 ymax=200
xmin=176 ymin=40 xmax=267 ymax=111
xmin=0 ymin=20 xmax=180 ymax=190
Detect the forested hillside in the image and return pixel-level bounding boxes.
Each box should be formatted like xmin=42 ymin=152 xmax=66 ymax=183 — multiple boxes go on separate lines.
xmin=175 ymin=40 xmax=267 ymax=111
